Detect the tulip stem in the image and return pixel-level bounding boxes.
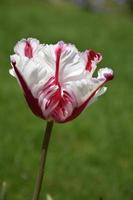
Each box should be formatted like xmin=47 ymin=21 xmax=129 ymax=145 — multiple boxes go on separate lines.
xmin=32 ymin=121 xmax=54 ymax=200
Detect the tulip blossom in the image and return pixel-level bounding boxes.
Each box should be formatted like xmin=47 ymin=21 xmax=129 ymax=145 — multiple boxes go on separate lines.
xmin=10 ymin=38 xmax=113 ymax=123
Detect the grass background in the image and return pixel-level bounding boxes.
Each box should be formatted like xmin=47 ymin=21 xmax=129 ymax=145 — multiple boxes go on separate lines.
xmin=0 ymin=1 xmax=133 ymax=200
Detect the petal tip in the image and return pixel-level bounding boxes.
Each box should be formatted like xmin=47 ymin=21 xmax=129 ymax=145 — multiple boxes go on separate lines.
xmin=104 ymin=72 xmax=114 ymax=81
xmin=98 ymin=68 xmax=114 ymax=81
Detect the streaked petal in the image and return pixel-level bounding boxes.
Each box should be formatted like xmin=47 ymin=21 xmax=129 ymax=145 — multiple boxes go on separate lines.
xmin=85 ymin=49 xmax=102 ymax=74
xmin=14 ymin=38 xmax=41 ymax=58
xmin=59 ymin=43 xmax=86 ymax=83
xmin=98 ymin=67 xmax=114 ymax=80
xmin=12 ymin=62 xmax=44 ymax=119
xmin=62 ymin=68 xmax=113 ymax=122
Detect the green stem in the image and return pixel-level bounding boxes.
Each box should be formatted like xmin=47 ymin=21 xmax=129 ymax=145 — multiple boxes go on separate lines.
xmin=32 ymin=121 xmax=54 ymax=200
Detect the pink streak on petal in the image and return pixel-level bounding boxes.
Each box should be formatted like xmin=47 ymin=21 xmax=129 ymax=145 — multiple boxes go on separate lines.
xmin=51 ymin=91 xmax=74 ymax=122
xmin=86 ymin=61 xmax=92 ymax=72
xmin=62 ymin=92 xmax=96 ymax=123
xmin=42 ymin=44 xmax=63 ymax=115
xmin=89 ymin=50 xmax=101 ymax=61
xmin=86 ymin=50 xmax=102 ymax=72
xmin=39 ymin=74 xmax=75 ymax=122
xmin=63 ymin=78 xmax=110 ymax=123
xmin=38 ymin=77 xmax=61 ymax=117
xmin=104 ymin=73 xmax=114 ymax=81
xmin=66 ymin=72 xmax=114 ymax=123
xmin=55 ymin=47 xmax=62 ymax=84
xmin=12 ymin=62 xmax=44 ymax=119
xmin=24 ymin=41 xmax=33 ymax=58
xmin=45 ymin=88 xmax=61 ymax=110
xmin=41 ymin=77 xmax=55 ymax=93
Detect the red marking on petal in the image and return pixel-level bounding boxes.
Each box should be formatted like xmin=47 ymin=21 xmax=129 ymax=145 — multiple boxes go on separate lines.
xmin=38 ymin=77 xmax=62 ymax=117
xmin=63 ymin=90 xmax=74 ymax=104
xmin=40 ymin=44 xmax=64 ymax=117
xmin=86 ymin=61 xmax=92 ymax=72
xmin=62 ymin=95 xmax=94 ymax=123
xmin=45 ymin=88 xmax=61 ymax=110
xmin=89 ymin=50 xmax=97 ymax=60
xmin=86 ymin=50 xmax=102 ymax=72
xmin=104 ymin=73 xmax=114 ymax=81
xmin=51 ymin=91 xmax=74 ymax=122
xmin=55 ymin=47 xmax=62 ymax=84
xmin=97 ymin=53 xmax=101 ymax=60
xmin=63 ymin=79 xmax=107 ymax=123
xmin=39 ymin=75 xmax=75 ymax=122
xmin=24 ymin=41 xmax=33 ymax=58
xmin=12 ymin=62 xmax=44 ymax=119
xmin=42 ymin=77 xmax=55 ymax=92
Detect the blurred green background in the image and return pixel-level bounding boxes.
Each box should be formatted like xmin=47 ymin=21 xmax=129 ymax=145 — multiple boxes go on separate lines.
xmin=0 ymin=0 xmax=133 ymax=200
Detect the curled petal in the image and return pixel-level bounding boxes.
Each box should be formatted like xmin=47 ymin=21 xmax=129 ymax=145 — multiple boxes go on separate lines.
xmin=14 ymin=38 xmax=41 ymax=58
xmin=98 ymin=68 xmax=114 ymax=81
xmin=59 ymin=43 xmax=86 ymax=83
xmin=85 ymin=49 xmax=102 ymax=73
xmin=12 ymin=62 xmax=44 ymax=119
xmin=63 ymin=68 xmax=113 ymax=122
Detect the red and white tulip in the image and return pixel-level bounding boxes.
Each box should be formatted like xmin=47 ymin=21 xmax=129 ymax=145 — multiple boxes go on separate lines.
xmin=10 ymin=38 xmax=113 ymax=123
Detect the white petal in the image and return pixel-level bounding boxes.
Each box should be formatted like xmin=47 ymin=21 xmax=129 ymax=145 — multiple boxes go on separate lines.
xmin=63 ymin=72 xmax=107 ymax=106
xmin=14 ymin=38 xmax=41 ymax=57
xmin=95 ymin=87 xmax=107 ymax=97
xmin=9 ymin=68 xmax=16 ymax=77
xmin=23 ymin=59 xmax=53 ymax=96
xmin=10 ymin=54 xmax=53 ymax=98
xmin=88 ymin=87 xmax=107 ymax=106
xmin=27 ymin=38 xmax=40 ymax=53
xmin=10 ymin=54 xmax=29 ymax=81
xmin=14 ymin=39 xmax=26 ymax=56
xmin=42 ymin=44 xmax=56 ymax=68
xmin=98 ymin=67 xmax=113 ymax=80
xmin=59 ymin=43 xmax=86 ymax=83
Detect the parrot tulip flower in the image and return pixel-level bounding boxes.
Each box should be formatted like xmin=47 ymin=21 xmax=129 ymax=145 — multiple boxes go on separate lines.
xmin=9 ymin=38 xmax=114 ymax=200
xmin=10 ymin=38 xmax=113 ymax=123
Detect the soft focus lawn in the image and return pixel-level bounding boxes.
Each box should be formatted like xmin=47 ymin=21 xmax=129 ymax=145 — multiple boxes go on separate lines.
xmin=0 ymin=1 xmax=133 ymax=200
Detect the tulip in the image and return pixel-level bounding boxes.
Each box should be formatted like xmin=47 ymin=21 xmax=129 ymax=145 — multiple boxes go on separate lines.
xmin=10 ymin=38 xmax=113 ymax=123
xmin=10 ymin=38 xmax=113 ymax=200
